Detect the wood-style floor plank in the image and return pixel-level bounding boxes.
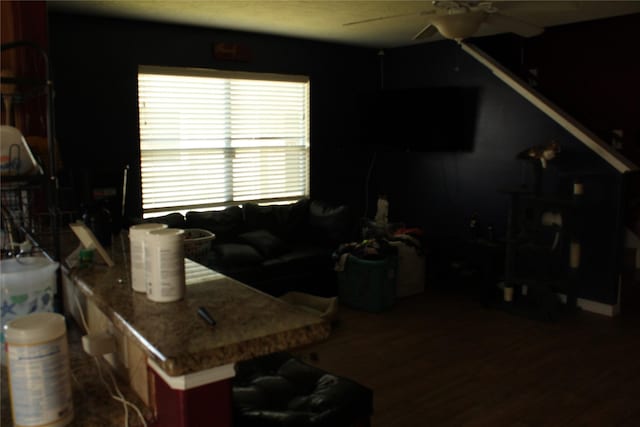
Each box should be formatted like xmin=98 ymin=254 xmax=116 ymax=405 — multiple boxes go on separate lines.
xmin=299 ymin=287 xmax=640 ymax=427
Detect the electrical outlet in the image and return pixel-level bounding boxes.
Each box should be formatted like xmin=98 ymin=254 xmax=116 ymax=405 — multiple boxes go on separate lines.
xmin=86 ymin=300 xmax=128 ymax=371
xmin=82 ymin=333 xmax=116 ymax=356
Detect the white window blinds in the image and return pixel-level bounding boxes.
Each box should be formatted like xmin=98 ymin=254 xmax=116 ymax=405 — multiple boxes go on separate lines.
xmin=138 ymin=66 xmax=310 ymax=217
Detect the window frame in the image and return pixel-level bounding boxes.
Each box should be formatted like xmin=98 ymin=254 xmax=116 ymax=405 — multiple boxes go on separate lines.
xmin=137 ymin=65 xmax=310 ymax=218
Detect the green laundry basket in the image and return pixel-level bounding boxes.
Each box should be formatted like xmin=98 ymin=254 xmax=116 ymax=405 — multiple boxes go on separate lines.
xmin=338 ymin=255 xmax=397 ymax=312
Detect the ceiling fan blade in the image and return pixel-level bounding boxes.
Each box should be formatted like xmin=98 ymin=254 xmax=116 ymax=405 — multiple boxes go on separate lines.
xmin=343 ymin=12 xmax=422 ymax=26
xmin=412 ymin=23 xmax=439 ymax=40
xmin=484 ymin=12 xmax=544 ymax=37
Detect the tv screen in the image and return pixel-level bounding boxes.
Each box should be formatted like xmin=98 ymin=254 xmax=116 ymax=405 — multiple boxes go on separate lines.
xmin=356 ymin=86 xmax=480 ymax=152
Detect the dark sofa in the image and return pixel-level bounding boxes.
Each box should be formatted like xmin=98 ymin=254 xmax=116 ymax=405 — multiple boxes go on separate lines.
xmin=144 ymin=199 xmax=354 ymax=297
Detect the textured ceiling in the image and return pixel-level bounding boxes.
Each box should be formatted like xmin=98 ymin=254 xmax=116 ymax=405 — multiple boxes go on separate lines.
xmin=48 ymin=1 xmax=640 ymax=48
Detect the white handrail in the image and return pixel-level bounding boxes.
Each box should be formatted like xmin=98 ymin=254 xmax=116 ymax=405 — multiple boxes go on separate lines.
xmin=460 ymin=42 xmax=638 ymax=174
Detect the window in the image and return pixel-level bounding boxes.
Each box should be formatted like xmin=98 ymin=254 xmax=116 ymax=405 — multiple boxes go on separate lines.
xmin=137 ymin=66 xmax=310 ymax=217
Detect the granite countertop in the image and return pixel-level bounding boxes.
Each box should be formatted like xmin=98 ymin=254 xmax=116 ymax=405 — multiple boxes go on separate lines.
xmin=65 ymin=234 xmax=331 ymax=376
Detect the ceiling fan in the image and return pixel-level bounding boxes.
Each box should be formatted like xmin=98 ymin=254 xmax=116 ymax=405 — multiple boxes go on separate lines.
xmin=344 ymin=1 xmax=546 ymax=42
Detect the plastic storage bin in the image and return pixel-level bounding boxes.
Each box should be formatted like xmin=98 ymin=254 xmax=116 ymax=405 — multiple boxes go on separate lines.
xmin=338 ymin=256 xmax=397 ymax=312
xmin=0 ymin=256 xmax=59 ymax=364
xmin=389 ymin=240 xmax=425 ymax=298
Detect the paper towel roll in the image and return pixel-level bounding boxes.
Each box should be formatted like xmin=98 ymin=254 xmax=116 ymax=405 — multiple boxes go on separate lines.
xmin=541 ymin=211 xmax=562 ymax=227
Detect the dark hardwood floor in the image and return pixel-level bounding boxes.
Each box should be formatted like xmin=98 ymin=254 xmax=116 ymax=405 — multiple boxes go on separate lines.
xmin=300 ymin=285 xmax=640 ymax=427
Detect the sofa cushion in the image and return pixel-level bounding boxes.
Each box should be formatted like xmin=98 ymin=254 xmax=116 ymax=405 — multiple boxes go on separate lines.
xmin=308 ymin=201 xmax=351 ymax=245
xmin=213 ymin=243 xmax=264 ymax=266
xmin=233 ymin=386 xmax=268 ymax=413
xmin=239 ymin=229 xmax=290 ymax=259
xmin=244 ymin=199 xmax=310 ymax=241
xmin=233 ymin=353 xmax=373 ymax=427
xmin=186 ymin=206 xmax=244 ymax=242
xmin=143 ymin=212 xmax=186 ymax=229
xmin=262 ymin=245 xmax=329 ymax=269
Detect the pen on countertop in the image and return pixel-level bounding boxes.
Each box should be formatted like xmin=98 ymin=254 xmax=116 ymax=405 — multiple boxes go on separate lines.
xmin=198 ymin=306 xmax=217 ymax=327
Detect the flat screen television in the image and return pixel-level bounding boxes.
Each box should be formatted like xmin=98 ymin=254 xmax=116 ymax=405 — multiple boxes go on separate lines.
xmin=356 ymin=86 xmax=480 ymax=152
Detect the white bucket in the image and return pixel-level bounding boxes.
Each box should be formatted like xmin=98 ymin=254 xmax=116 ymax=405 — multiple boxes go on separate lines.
xmin=129 ymin=223 xmax=168 ymax=293
xmin=1 ymin=256 xmax=59 ymax=362
xmin=145 ymin=228 xmax=186 ymax=303
xmin=5 ymin=312 xmax=74 ymax=427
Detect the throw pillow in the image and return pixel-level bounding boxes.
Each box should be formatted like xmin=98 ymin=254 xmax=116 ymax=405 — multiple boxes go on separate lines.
xmin=213 ymin=243 xmax=263 ymax=266
xmin=186 ymin=206 xmax=244 ymax=241
xmin=239 ymin=229 xmax=290 ymax=259
xmin=143 ymin=212 xmax=186 ymax=229
xmin=244 ymin=199 xmax=310 ymax=240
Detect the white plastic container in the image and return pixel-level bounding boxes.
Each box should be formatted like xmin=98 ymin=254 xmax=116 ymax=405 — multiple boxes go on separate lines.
xmin=389 ymin=240 xmax=426 ymax=298
xmin=145 ymin=228 xmax=186 ymax=303
xmin=0 ymin=256 xmax=59 ymax=361
xmin=129 ymin=223 xmax=168 ymax=292
xmin=5 ymin=312 xmax=74 ymax=427
xmin=1 ymin=125 xmax=43 ymax=176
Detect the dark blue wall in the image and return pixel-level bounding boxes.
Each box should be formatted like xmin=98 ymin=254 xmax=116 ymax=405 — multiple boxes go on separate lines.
xmin=473 ymin=14 xmax=640 ymax=167
xmin=48 ymin=12 xmax=627 ymax=304
xmin=365 ymin=41 xmax=625 ymax=304
xmin=48 ymin=12 xmax=378 ymax=219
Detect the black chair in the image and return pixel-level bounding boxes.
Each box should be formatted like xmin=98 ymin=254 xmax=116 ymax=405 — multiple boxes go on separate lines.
xmin=232 ymin=352 xmax=373 ymax=427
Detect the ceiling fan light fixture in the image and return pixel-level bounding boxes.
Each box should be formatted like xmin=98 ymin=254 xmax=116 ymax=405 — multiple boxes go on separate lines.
xmin=432 ymin=12 xmax=485 ymax=40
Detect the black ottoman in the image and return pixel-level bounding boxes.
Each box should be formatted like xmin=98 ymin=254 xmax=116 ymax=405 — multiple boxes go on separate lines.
xmin=233 ymin=352 xmax=373 ymax=427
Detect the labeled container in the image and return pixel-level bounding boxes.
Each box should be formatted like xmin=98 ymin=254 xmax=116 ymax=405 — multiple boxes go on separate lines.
xmin=129 ymin=223 xmax=168 ymax=292
xmin=145 ymin=228 xmax=186 ymax=303
xmin=5 ymin=312 xmax=74 ymax=427
xmin=1 ymin=256 xmax=59 ymax=363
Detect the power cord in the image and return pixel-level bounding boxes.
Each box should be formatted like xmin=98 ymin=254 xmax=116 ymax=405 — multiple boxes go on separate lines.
xmin=72 ymin=290 xmax=147 ymax=427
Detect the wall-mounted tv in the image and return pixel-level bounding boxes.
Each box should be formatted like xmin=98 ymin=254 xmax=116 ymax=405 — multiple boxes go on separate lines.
xmin=356 ymin=86 xmax=480 ymax=152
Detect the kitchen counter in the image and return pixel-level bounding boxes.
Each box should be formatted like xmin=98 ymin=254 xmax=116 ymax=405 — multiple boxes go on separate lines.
xmin=64 ymin=244 xmax=331 ymax=377
xmin=3 ymin=232 xmax=331 ymax=426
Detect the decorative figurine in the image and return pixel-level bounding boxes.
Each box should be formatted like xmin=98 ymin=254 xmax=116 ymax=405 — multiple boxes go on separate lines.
xmin=517 ymin=140 xmax=561 ymax=168
xmin=374 ymin=194 xmax=389 ymax=227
